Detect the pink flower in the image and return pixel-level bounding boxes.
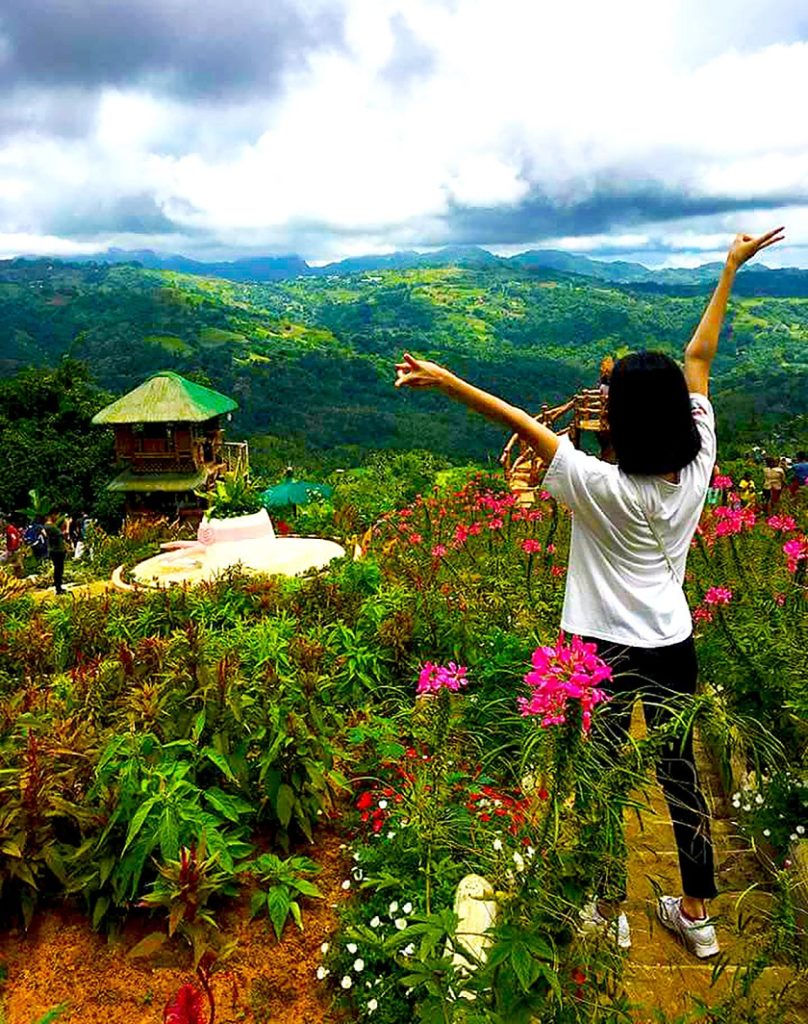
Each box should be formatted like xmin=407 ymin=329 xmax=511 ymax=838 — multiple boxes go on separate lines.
xmin=693 ymin=606 xmax=714 ymax=624
xmin=539 ymin=490 xmax=551 ymax=501
xmin=453 ymin=524 xmax=469 ymax=546
xmin=417 ymin=661 xmax=469 ymax=695
xmin=431 ymin=544 xmax=448 ymax=558
xmin=712 ymin=475 xmax=733 ymax=489
xmin=767 ymin=515 xmax=797 ymax=532
xmin=487 ymin=517 xmax=504 ymax=531
xmin=517 ymin=635 xmax=611 ymax=734
xmin=783 ymin=536 xmax=808 ymax=573
xmin=703 ymin=586 xmax=733 ymax=605
xmin=468 ymin=522 xmax=482 ymax=536
xmin=408 ymin=533 xmax=422 ymax=545
xmin=521 ymin=539 xmax=542 ymax=554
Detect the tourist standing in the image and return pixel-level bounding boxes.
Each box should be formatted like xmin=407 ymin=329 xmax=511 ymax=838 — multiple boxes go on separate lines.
xmin=395 ymin=226 xmax=785 ymax=959
xmin=44 ymin=512 xmax=66 ymax=595
xmin=762 ymin=456 xmax=786 ymax=515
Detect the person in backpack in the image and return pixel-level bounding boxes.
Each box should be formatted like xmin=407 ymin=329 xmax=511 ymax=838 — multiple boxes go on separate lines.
xmin=395 ymin=226 xmax=785 ymax=959
xmin=23 ymin=519 xmax=48 ymax=560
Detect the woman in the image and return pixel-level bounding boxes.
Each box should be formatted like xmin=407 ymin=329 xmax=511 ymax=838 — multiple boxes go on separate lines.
xmin=395 ymin=227 xmax=785 ymax=958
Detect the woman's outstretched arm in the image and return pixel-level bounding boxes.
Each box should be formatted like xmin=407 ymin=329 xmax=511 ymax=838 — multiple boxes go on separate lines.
xmin=394 ymin=354 xmax=560 ymax=464
xmin=684 ymin=226 xmax=785 ymax=396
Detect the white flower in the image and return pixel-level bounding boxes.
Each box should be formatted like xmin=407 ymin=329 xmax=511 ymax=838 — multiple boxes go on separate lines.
xmin=386 ymin=831 xmax=396 ymax=839
xmin=368 ymin=998 xmax=378 ymax=1013
xmin=388 ymin=901 xmax=399 ymax=916
xmin=354 ymin=958 xmax=365 ymax=972
xmin=732 ymin=792 xmax=741 ymax=802
xmin=353 ymin=851 xmax=361 ymax=860
xmin=743 ymin=804 xmax=752 ymax=813
xmin=347 ymin=942 xmax=358 ymax=954
xmin=341 ymin=880 xmax=351 ymax=890
xmin=492 ymin=838 xmax=503 ymax=852
xmin=525 ymin=845 xmax=536 ymax=859
xmin=403 ymin=942 xmax=415 ymax=956
xmin=320 ymin=942 xmax=330 ymax=954
xmin=512 ymin=851 xmax=525 ymax=872
xmin=797 ymin=826 xmax=805 ymax=835
xmin=755 ymin=794 xmax=764 ymax=805
xmin=790 ymin=833 xmax=799 ymax=842
xmin=316 ymin=966 xmax=329 ymax=980
xmin=341 ymin=976 xmax=353 ymax=989
xmin=395 ymin=918 xmax=407 ymax=930
xmin=370 ymin=915 xmax=381 ymax=928
xmin=352 ymin=868 xmax=364 ymax=881
xmin=763 ymin=829 xmax=771 ymax=837
xmin=402 ymin=902 xmax=413 ymax=914
xmin=378 ymin=799 xmax=388 ymax=809
xmin=716 ymin=684 xmax=724 ymax=692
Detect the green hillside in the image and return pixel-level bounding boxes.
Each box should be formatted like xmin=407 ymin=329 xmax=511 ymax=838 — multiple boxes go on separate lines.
xmin=1 ymin=258 xmax=806 ymax=459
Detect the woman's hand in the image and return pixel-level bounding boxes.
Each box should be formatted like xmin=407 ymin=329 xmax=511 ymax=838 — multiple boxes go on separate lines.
xmin=394 ymin=352 xmax=449 ymax=389
xmin=727 ymin=226 xmax=785 ymax=269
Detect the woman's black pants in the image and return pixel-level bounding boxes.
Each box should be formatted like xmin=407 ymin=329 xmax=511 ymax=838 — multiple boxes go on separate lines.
xmin=581 ymin=634 xmax=717 ymax=901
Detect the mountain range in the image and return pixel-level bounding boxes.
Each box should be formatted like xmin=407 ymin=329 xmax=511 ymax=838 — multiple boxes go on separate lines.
xmin=29 ymin=245 xmax=808 ymax=295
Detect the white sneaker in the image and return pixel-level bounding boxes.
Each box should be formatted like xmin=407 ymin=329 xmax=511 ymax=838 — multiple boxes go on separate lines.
xmin=656 ymin=896 xmax=720 ymax=959
xmin=579 ymin=900 xmax=631 ymax=949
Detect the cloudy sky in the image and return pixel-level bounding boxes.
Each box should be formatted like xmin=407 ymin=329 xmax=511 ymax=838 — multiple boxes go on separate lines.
xmin=1 ymin=0 xmax=807 ymax=267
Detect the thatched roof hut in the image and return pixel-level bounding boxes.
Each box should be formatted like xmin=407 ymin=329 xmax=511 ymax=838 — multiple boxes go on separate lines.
xmin=92 ymin=371 xmax=237 ymax=424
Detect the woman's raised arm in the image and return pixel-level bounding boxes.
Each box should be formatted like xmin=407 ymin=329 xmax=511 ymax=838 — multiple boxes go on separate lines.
xmin=684 ymin=227 xmax=785 ymax=396
xmin=394 ymin=353 xmax=560 ymax=464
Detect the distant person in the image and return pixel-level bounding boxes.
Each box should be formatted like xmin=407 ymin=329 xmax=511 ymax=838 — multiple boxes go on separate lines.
xmin=23 ymin=519 xmax=48 ymax=561
xmin=791 ymin=451 xmax=808 ymax=491
xmin=3 ymin=517 xmax=24 ymax=576
xmin=597 ymin=356 xmax=616 ymax=461
xmin=44 ymin=512 xmax=66 ymax=595
xmin=395 ymin=226 xmax=786 ymax=960
xmin=761 ymin=456 xmax=785 ymax=514
xmin=738 ymin=475 xmax=757 ymax=509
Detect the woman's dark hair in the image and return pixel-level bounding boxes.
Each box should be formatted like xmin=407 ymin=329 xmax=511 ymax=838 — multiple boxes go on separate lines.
xmin=607 ymin=351 xmax=701 ymax=475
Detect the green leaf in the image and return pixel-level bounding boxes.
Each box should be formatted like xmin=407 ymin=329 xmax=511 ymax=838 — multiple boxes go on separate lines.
xmin=204 ymin=786 xmax=254 ymax=823
xmin=249 ymin=889 xmax=266 ymax=920
xmin=289 ymin=899 xmax=303 ymax=931
xmin=511 ymin=943 xmax=540 ymax=993
xmin=291 ymin=878 xmax=322 ymax=899
xmin=276 ymin=783 xmax=295 ymax=829
xmin=127 ymin=931 xmax=167 ymax=959
xmin=202 ymin=747 xmax=237 ymax=782
xmin=191 ymin=710 xmax=206 ymax=743
xmin=122 ymin=796 xmax=159 ymax=854
xmin=266 ymin=885 xmax=292 ymax=941
xmin=91 ymin=897 xmax=110 ymax=930
xmin=34 ymin=1006 xmax=69 ymax=1024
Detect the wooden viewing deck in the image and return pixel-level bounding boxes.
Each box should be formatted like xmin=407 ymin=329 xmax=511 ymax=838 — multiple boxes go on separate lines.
xmin=500 ymin=387 xmax=605 ymax=505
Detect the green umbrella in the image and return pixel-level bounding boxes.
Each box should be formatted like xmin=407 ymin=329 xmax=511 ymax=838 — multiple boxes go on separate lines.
xmin=260 ymin=478 xmax=333 ymax=509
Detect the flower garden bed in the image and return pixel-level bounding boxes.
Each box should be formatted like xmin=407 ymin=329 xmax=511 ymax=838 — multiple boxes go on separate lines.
xmin=0 ymin=472 xmax=806 ymax=1022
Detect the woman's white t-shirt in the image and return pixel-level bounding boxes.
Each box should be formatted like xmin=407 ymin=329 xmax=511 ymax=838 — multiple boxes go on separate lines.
xmin=542 ymin=393 xmax=716 ymax=648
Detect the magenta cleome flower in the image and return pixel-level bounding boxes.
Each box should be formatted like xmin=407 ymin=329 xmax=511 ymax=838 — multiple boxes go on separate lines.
xmin=767 ymin=515 xmax=797 ymax=532
xmin=417 ymin=661 xmax=469 ymax=695
xmin=703 ymin=586 xmax=733 ymax=605
xmin=783 ymin=536 xmax=808 ymax=573
xmin=517 ymin=635 xmax=611 ymax=734
xmin=521 ymin=539 xmax=542 ymax=554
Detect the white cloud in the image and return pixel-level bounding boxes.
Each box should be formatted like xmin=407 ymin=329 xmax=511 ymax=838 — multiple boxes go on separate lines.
xmin=1 ymin=0 xmax=807 ymax=263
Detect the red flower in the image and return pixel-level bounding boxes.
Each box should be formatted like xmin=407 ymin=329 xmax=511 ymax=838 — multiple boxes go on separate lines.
xmin=356 ymin=791 xmax=375 ymax=811
xmin=164 ymin=984 xmax=204 ymax=1024
xmin=571 ymin=967 xmax=587 ymax=985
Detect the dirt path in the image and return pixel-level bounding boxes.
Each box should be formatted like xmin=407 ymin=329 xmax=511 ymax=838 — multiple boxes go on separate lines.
xmin=0 ymin=832 xmax=349 ymax=1024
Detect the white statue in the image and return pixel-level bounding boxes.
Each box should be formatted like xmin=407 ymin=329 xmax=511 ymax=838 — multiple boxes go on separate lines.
xmin=448 ymin=873 xmax=498 ymax=999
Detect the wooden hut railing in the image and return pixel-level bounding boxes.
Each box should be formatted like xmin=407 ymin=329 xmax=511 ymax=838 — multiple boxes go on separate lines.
xmin=501 ymin=388 xmax=607 ymax=496
xmin=222 ymin=441 xmax=250 ymax=474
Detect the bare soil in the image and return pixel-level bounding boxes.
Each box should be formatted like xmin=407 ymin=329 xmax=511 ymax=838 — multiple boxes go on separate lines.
xmin=0 ymin=831 xmax=350 ymax=1024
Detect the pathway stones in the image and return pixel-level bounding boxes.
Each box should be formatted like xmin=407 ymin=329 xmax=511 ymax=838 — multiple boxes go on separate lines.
xmin=620 ymin=704 xmax=807 ymax=1020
